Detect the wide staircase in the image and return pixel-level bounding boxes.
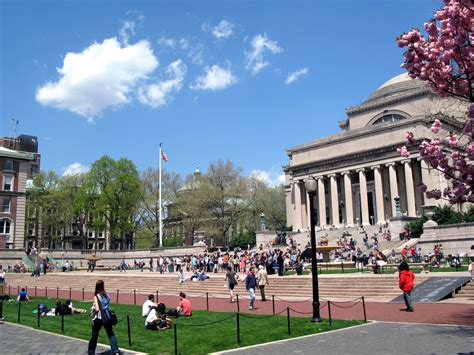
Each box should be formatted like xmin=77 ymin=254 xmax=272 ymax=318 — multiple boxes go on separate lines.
xmin=4 ymin=272 xmax=431 ymax=301
xmin=454 ymin=280 xmax=474 ymax=301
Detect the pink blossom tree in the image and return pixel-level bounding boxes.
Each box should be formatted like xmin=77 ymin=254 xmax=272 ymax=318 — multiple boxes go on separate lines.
xmin=396 ymin=0 xmax=473 ymax=204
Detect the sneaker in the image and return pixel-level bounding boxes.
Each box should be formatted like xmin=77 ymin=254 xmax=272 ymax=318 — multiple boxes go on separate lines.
xmin=406 ymin=309 xmax=414 ymax=312
xmin=248 ymin=306 xmax=253 ymax=310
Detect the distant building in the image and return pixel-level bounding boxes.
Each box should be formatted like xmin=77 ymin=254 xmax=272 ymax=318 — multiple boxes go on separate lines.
xmin=284 ymin=74 xmax=465 ymax=230
xmin=0 ymin=135 xmax=40 ymax=249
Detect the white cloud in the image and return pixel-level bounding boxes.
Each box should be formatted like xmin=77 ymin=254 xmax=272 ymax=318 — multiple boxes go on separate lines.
xmin=158 ymin=36 xmax=176 ymax=48
xmin=187 ymin=43 xmax=204 ymax=65
xmin=211 ymin=20 xmax=234 ymax=39
xmin=179 ymin=38 xmax=189 ymax=50
xmin=63 ymin=162 xmax=90 ymax=176
xmin=36 ymin=38 xmax=158 ymax=121
xmin=250 ymin=170 xmax=285 ymax=187
xmin=190 ymin=65 xmax=237 ymax=91
xmin=119 ymin=11 xmax=144 ymax=45
xmin=286 ymin=68 xmax=309 ymax=84
xmin=245 ymin=33 xmax=282 ymax=75
xmin=138 ymin=59 xmax=187 ymax=107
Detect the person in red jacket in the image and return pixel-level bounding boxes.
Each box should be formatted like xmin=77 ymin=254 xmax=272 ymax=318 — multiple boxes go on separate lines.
xmin=399 ymin=261 xmax=415 ymax=312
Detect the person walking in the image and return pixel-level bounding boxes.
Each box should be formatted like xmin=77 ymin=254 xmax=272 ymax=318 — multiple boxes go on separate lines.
xmin=256 ymin=265 xmax=269 ymax=301
xmin=277 ymin=251 xmax=284 ymax=276
xmin=225 ymin=265 xmax=239 ymax=302
xmin=245 ymin=267 xmax=257 ymax=310
xmin=88 ymin=280 xmax=119 ymax=354
xmin=398 ymin=261 xmax=415 ymax=312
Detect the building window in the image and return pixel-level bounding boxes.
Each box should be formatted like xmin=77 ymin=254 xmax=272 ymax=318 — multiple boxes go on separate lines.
xmin=0 ymin=219 xmax=11 ymax=234
xmin=2 ymin=199 xmax=10 ymax=213
xmin=3 ymin=175 xmax=13 ymax=191
xmin=372 ymin=114 xmax=406 ymax=125
xmin=4 ymin=160 xmax=13 ymax=171
xmin=31 ymin=164 xmax=38 ymax=176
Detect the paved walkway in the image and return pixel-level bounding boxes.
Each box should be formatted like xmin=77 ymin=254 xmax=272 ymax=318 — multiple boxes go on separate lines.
xmin=0 ymin=322 xmax=142 ymax=355
xmin=217 ymin=322 xmax=474 ymax=355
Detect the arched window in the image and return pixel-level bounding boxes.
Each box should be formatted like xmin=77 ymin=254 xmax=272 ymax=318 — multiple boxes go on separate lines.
xmin=372 ymin=113 xmax=406 ymax=125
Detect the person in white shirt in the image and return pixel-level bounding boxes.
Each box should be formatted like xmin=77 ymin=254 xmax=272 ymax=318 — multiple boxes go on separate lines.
xmin=142 ymin=294 xmax=158 ymax=318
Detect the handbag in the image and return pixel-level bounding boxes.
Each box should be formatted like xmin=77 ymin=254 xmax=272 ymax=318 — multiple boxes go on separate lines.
xmin=97 ymin=294 xmax=118 ymax=327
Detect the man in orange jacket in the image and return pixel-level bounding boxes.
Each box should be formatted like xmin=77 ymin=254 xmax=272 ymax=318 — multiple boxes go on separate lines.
xmin=399 ymin=261 xmax=415 ymax=312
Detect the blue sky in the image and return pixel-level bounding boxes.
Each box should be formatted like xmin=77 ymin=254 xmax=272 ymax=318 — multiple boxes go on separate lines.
xmin=0 ymin=0 xmax=440 ymax=185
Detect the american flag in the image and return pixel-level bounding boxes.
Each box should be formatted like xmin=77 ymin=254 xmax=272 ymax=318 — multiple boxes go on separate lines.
xmin=161 ymin=149 xmax=168 ymax=161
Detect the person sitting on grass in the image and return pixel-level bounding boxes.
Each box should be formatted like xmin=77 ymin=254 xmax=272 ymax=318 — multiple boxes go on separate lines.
xmin=65 ymin=299 xmax=87 ymax=314
xmin=17 ymin=287 xmax=30 ymax=302
xmin=55 ymin=300 xmax=72 ymax=316
xmin=142 ymin=294 xmax=158 ymax=319
xmin=168 ymin=292 xmax=192 ymax=317
xmin=145 ymin=304 xmax=173 ymax=331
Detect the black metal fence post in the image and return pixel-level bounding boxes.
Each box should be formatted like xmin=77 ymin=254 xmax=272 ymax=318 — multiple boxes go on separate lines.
xmin=57 ymin=287 xmax=59 ymax=298
xmin=37 ymin=304 xmax=40 ymax=328
xmin=156 ymin=290 xmax=159 ymax=303
xmin=0 ymin=300 xmax=3 ymax=320
xmin=116 ymin=290 xmax=120 ymax=304
xmin=236 ymin=294 xmax=240 ymax=313
xmin=206 ymin=292 xmax=209 ymax=311
xmin=134 ymin=290 xmax=136 ymax=305
xmin=287 ymin=307 xmax=291 ymax=335
xmin=236 ymin=313 xmax=241 ymax=343
xmin=362 ymin=296 xmax=367 ymax=322
xmin=328 ymin=301 xmax=332 ymax=327
xmin=69 ymin=287 xmax=72 ymax=299
xmin=61 ymin=314 xmax=64 ymax=333
xmin=173 ymin=323 xmax=178 ymax=355
xmin=35 ymin=286 xmax=37 ymax=297
xmin=45 ymin=286 xmax=48 ymax=297
xmin=127 ymin=315 xmax=132 ymax=347
xmin=17 ymin=302 xmax=21 ymax=323
xmin=272 ymin=295 xmax=275 ymax=315
xmin=82 ymin=288 xmax=85 ymax=301
xmin=341 ymin=262 xmax=344 ymax=273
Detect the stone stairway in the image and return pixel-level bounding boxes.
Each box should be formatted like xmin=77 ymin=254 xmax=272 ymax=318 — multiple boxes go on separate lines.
xmin=454 ymin=280 xmax=474 ymax=300
xmin=4 ymin=272 xmax=432 ymax=301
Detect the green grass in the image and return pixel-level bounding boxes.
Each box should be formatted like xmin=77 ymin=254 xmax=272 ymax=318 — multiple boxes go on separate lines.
xmin=1 ymin=297 xmax=362 ymax=354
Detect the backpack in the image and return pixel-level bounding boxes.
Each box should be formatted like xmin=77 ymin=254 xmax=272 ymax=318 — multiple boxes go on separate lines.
xmin=38 ymin=304 xmax=49 ymax=315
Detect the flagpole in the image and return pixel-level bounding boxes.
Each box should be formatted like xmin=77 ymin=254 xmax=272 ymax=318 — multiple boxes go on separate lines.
xmin=159 ymin=143 xmax=163 ymax=248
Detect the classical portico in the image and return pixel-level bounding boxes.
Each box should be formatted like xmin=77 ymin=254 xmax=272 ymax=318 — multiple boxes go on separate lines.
xmin=284 ymin=73 xmax=458 ymax=230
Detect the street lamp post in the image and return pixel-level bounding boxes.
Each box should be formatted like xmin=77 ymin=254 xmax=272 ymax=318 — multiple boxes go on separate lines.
xmin=304 ymin=177 xmax=321 ymax=323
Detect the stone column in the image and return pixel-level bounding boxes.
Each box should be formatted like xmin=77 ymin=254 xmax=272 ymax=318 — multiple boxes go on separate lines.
xmin=329 ymin=174 xmax=339 ymax=227
xmin=357 ymin=168 xmax=370 ymax=226
xmin=342 ymin=171 xmax=354 ymax=227
xmin=403 ymin=160 xmax=417 ymax=217
xmin=372 ymin=165 xmax=385 ymax=224
xmin=387 ymin=162 xmax=399 ymax=218
xmin=419 ymin=159 xmax=437 ymax=205
xmin=293 ymin=181 xmax=303 ymax=231
xmin=317 ymin=177 xmax=327 ymax=228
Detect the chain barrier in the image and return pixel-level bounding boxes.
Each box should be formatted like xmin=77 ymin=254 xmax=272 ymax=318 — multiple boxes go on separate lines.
xmin=287 ymin=307 xmax=313 ymax=315
xmin=274 ymin=296 xmax=313 ymax=303
xmin=239 ymin=308 xmax=287 ymax=319
xmin=176 ymin=314 xmax=236 ymax=327
xmin=320 ymin=297 xmax=362 ymax=303
xmin=328 ymin=300 xmax=362 ymax=309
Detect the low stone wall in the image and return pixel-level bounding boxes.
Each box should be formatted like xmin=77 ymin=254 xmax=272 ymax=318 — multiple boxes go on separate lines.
xmin=419 ymin=222 xmax=474 ymax=256
xmin=0 ymin=245 xmax=207 ymax=269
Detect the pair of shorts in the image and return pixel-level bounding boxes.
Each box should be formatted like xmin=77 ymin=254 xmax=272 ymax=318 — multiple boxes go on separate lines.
xmin=229 ymin=284 xmax=235 ymax=290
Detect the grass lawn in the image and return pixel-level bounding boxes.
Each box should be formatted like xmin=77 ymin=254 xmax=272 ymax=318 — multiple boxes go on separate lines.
xmin=1 ymin=297 xmax=363 ymax=354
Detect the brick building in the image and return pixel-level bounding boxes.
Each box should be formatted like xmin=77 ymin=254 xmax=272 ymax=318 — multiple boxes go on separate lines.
xmin=0 ymin=135 xmax=40 ymax=249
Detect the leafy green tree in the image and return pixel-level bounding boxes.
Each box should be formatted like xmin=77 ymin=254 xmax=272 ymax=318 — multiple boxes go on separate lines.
xmin=86 ymin=156 xmax=141 ymax=250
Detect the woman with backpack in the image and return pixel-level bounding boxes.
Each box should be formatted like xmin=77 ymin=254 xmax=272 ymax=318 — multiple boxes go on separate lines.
xmin=88 ymin=280 xmax=119 ymax=355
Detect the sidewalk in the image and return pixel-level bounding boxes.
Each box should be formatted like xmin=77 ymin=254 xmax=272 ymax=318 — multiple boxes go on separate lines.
xmin=216 ymin=322 xmax=474 ymax=355
xmin=0 ymin=322 xmax=144 ymax=354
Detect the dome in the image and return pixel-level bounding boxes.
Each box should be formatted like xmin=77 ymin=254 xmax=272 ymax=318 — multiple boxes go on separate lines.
xmin=346 ymin=72 xmax=430 ymax=116
xmin=377 ymin=73 xmax=411 ymax=90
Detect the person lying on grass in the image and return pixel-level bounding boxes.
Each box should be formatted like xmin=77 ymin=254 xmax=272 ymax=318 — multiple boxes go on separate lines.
xmin=145 ymin=304 xmax=173 ymax=331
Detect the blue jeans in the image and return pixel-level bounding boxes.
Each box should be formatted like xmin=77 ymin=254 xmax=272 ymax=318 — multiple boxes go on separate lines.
xmin=249 ymin=288 xmax=256 ymax=308
xmin=88 ymin=318 xmax=119 ymax=354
